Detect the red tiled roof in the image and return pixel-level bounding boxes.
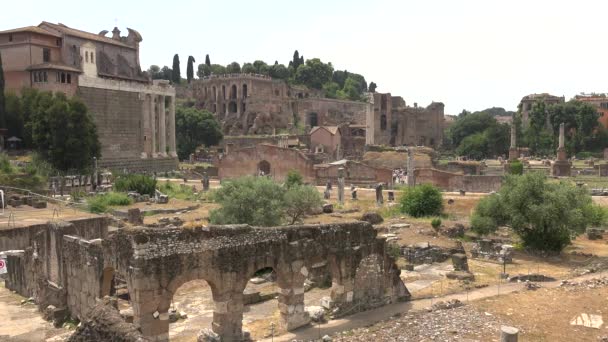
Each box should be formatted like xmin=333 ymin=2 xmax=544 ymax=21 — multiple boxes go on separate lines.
xmin=0 ymin=26 xmax=61 ymax=37
xmin=38 ymin=22 xmax=135 ymax=49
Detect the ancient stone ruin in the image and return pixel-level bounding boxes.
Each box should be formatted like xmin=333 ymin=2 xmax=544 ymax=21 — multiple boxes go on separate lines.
xmin=4 ymin=219 xmax=409 ymax=341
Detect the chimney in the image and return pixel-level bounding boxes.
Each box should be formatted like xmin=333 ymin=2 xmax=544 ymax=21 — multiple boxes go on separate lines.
xmin=112 ymin=27 xmax=121 ymax=40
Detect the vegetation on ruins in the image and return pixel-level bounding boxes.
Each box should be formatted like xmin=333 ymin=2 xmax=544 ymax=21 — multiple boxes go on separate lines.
xmin=447 ymin=111 xmax=510 ymax=159
xmin=175 ymin=106 xmax=223 ymax=160
xmin=399 ymin=183 xmax=443 ymax=218
xmin=508 ymin=160 xmax=523 ymax=175
xmin=189 ymin=50 xmax=369 ymax=101
xmin=186 ymin=56 xmax=196 ymax=83
xmin=471 ymin=172 xmax=607 ymax=252
xmin=521 ymin=100 xmax=608 ymax=155
xmin=87 ymin=192 xmax=133 ymax=213
xmin=210 ymin=175 xmax=322 ymax=226
xmin=0 ymin=52 xmax=6 ymax=128
xmin=0 ymin=152 xmax=51 ymax=191
xmin=158 ymin=180 xmax=205 ymax=201
xmin=114 ymin=174 xmax=157 ymax=196
xmin=431 ymin=217 xmax=442 ymax=232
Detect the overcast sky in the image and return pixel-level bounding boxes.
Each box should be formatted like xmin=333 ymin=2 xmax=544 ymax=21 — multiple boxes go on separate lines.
xmin=3 ymin=0 xmax=607 ymax=114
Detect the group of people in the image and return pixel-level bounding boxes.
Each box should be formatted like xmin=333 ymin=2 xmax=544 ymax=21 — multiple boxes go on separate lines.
xmin=393 ymin=168 xmax=407 ymax=184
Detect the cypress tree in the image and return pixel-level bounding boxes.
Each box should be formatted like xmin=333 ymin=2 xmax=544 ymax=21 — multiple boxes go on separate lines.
xmin=186 ymin=56 xmax=196 ymax=83
xmin=0 ymin=53 xmax=6 ymax=128
xmin=172 ymin=54 xmax=181 ymax=84
xmin=205 ymin=54 xmax=211 ymax=66
xmin=293 ymin=50 xmax=300 ymax=69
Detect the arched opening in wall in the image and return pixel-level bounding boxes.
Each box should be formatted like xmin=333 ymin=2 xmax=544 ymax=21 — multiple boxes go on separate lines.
xmin=258 ymin=160 xmax=270 ymax=176
xmin=418 ymin=136 xmax=426 ymax=146
xmin=308 ymin=112 xmax=318 ymax=127
xmin=222 ymin=85 xmax=226 ymax=100
xmin=168 ymin=279 xmax=216 ymax=340
xmin=100 ymin=267 xmax=132 ymax=321
xmin=229 ymin=101 xmax=237 ymax=114
xmin=429 ymin=138 xmax=435 ymax=147
xmin=242 ymin=84 xmax=248 ymax=98
xmin=222 ymin=103 xmax=226 ymax=114
xmin=241 ymin=267 xmax=278 ymax=339
xmin=212 ymin=104 xmax=217 ymax=113
xmin=212 ymin=86 xmax=216 ymax=101
xmin=381 ymin=95 xmax=387 ymax=111
xmin=230 ymin=85 xmax=237 ymax=99
xmin=380 ymin=114 xmax=387 ymax=130
xmin=242 ymin=101 xmax=246 ymax=113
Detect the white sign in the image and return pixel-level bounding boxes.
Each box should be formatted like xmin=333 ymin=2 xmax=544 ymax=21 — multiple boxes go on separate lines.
xmin=0 ymin=258 xmax=6 ymax=275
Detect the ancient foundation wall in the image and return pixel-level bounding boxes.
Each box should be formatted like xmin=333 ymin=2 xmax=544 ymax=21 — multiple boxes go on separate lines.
xmin=218 ymin=144 xmax=315 ymax=182
xmin=315 ymin=162 xmax=392 ymax=186
xmin=0 ymin=216 xmax=109 ymax=252
xmin=415 ymin=168 xmax=502 ymax=192
xmin=63 ymin=235 xmax=105 ymax=320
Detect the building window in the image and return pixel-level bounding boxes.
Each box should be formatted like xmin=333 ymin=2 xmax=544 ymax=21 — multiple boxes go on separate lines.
xmin=34 ymin=72 xmax=39 ymax=83
xmin=67 ymin=73 xmax=71 ymax=84
xmin=85 ymin=51 xmax=89 ymax=63
xmin=56 ymin=38 xmax=61 ymax=46
xmin=61 ymin=73 xmax=66 ymax=83
xmin=91 ymin=53 xmax=94 ymax=64
xmin=8 ymin=34 xmax=13 ymax=42
xmin=56 ymin=72 xmax=60 ymax=82
xmin=43 ymin=71 xmax=47 ymax=83
xmin=43 ymin=48 xmax=50 ymax=63
xmin=601 ymin=102 xmax=608 ymax=110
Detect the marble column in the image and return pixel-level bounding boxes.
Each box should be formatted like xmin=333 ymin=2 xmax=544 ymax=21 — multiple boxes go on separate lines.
xmin=151 ymin=96 xmax=157 ymax=158
xmin=168 ymin=96 xmax=177 ymax=157
xmin=159 ymin=95 xmax=167 ymax=157
xmin=140 ymin=93 xmax=148 ymax=158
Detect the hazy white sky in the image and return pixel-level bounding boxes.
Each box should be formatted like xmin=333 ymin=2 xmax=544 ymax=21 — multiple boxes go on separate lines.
xmin=2 ymin=0 xmax=607 ymax=114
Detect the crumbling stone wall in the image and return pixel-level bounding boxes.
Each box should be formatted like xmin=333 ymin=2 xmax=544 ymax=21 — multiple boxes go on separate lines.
xmin=98 ymin=222 xmax=409 ymax=341
xmin=415 ymin=168 xmax=502 ymax=192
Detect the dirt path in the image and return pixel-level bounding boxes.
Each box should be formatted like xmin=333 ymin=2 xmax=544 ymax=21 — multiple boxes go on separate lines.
xmin=261 ymin=272 xmax=604 ymax=342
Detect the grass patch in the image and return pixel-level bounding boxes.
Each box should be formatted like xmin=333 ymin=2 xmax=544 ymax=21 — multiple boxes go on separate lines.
xmin=158 ymin=180 xmax=205 ymax=201
xmin=87 ymin=192 xmax=132 ymax=213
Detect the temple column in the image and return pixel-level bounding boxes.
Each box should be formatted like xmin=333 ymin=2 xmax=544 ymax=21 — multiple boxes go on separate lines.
xmin=151 ymin=96 xmax=157 ymax=158
xmin=168 ymin=96 xmax=177 ymax=158
xmin=159 ymin=95 xmax=167 ymax=157
xmin=140 ymin=93 xmax=148 ymax=158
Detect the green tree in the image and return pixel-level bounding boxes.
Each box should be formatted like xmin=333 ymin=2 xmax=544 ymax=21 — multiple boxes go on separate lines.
xmin=285 ymin=170 xmax=304 ymax=188
xmin=205 ymin=54 xmax=211 ymax=66
xmin=252 ymin=60 xmax=269 ymax=75
xmin=399 ymin=183 xmax=443 ymax=217
xmin=210 ymin=64 xmax=227 ymax=75
xmin=226 ymin=61 xmax=241 ymax=74
xmin=332 ymin=70 xmax=349 ymax=88
xmin=322 ymin=82 xmax=340 ymax=99
xmin=448 ymin=111 xmax=496 ymax=147
xmin=284 ymin=185 xmax=322 ymax=224
xmin=295 ymin=58 xmax=334 ymax=90
xmin=269 ymin=63 xmax=289 ymax=79
xmin=210 ymin=176 xmax=286 ymax=227
xmin=175 ymin=106 xmax=223 ymax=160
xmin=172 ymin=54 xmax=181 ymax=84
xmin=242 ymin=63 xmax=255 ymax=74
xmin=161 ymin=66 xmax=173 ymax=80
xmin=471 ymin=172 xmax=603 ymax=252
xmin=0 ymin=52 xmax=6 ymax=128
xmin=197 ymin=64 xmax=210 ymax=78
xmin=30 ymin=92 xmax=100 ymax=172
xmin=186 ymin=56 xmax=196 ymax=83
xmin=292 ymin=50 xmax=301 ymax=70
xmin=5 ymin=93 xmax=23 ymax=139
xmin=369 ymin=82 xmax=377 ymax=93
xmin=455 ymin=132 xmax=487 ymax=160
xmin=508 ymin=160 xmax=523 ymax=175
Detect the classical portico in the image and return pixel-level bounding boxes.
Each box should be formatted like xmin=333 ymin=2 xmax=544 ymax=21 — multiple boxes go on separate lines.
xmin=141 ymin=93 xmax=177 ymax=159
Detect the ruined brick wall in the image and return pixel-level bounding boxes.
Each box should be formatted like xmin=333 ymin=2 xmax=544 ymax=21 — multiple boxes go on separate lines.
xmin=297 ymin=98 xmax=370 ymax=127
xmin=5 ymin=250 xmax=37 ymax=297
xmin=0 ymin=217 xmax=108 ymax=252
xmin=315 ymin=161 xmax=392 ymax=186
xmin=63 ymin=235 xmax=105 ymax=320
xmin=415 ymin=168 xmax=502 ymax=192
xmin=219 ymin=144 xmax=315 ymax=182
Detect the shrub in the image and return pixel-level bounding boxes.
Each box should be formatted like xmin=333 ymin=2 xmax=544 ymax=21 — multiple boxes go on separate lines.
xmin=509 ymin=160 xmax=523 ymax=175
xmin=431 ymin=218 xmax=442 ymax=231
xmin=399 ymin=184 xmax=443 ymax=217
xmin=114 ymin=174 xmax=157 ymax=196
xmin=285 ymin=170 xmax=304 ymax=189
xmin=210 ymin=176 xmax=286 ymax=226
xmin=284 ymin=185 xmax=322 ymax=224
xmin=157 ymin=180 xmax=201 ymax=201
xmin=472 ymin=172 xmax=600 ymax=252
xmin=87 ymin=192 xmax=132 ymax=213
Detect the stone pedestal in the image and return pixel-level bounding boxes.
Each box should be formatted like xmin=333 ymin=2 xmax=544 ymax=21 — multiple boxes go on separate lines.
xmin=557 ymin=148 xmax=567 ymax=162
xmin=508 ymin=147 xmax=519 ymax=161
xmin=551 ymin=160 xmax=571 ymax=177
